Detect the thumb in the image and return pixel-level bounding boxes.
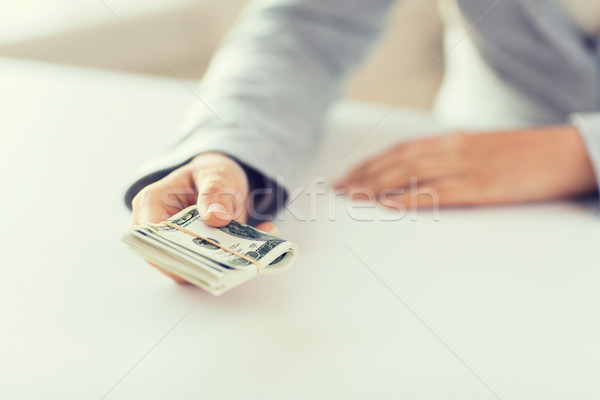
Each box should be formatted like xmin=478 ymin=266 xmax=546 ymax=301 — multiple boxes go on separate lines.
xmin=196 ymin=179 xmax=236 ymax=227
xmin=191 ymin=153 xmax=249 ymax=227
xmin=196 ymin=172 xmax=251 ymax=227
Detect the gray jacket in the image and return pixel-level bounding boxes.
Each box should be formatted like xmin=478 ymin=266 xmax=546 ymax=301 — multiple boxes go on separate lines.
xmin=124 ymin=0 xmax=600 ymax=217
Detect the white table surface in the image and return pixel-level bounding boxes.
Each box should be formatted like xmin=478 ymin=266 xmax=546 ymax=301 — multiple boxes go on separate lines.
xmin=1 ymin=58 xmax=599 ymax=400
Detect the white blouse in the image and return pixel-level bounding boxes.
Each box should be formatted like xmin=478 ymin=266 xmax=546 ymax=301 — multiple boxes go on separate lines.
xmin=433 ymin=0 xmax=600 ymax=130
xmin=557 ymin=0 xmax=600 ymax=37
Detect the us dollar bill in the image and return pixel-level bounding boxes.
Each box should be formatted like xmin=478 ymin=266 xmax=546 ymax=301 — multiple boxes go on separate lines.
xmin=122 ymin=206 xmax=297 ymax=296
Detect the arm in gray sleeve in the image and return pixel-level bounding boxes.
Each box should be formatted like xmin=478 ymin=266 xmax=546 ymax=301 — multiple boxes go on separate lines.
xmin=570 ymin=112 xmax=600 ymax=212
xmin=124 ymin=0 xmax=395 ymax=219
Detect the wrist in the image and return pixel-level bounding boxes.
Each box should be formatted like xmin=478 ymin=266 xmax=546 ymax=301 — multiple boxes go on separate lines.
xmin=556 ymin=124 xmax=597 ymax=195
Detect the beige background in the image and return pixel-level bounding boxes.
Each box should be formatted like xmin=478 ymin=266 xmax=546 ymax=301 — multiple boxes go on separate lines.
xmin=0 ymin=0 xmax=444 ymax=108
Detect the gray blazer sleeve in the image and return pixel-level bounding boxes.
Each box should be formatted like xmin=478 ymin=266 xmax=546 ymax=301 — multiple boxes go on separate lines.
xmin=124 ymin=0 xmax=395 ymax=220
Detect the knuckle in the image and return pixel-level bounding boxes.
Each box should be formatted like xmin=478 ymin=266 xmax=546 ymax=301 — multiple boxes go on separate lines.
xmin=203 ymin=165 xmax=228 ymax=177
xmin=135 ymin=185 xmax=163 ymax=207
xmin=140 ymin=186 xmax=158 ymax=201
xmin=201 ymin=180 xmax=225 ymax=195
xmin=131 ymin=193 xmax=142 ymax=208
xmin=447 ymin=132 xmax=467 ymax=152
xmin=132 ymin=188 xmax=149 ymax=209
xmin=392 ymin=142 xmax=407 ymax=153
xmin=194 ymin=164 xmax=227 ymax=181
xmin=403 ymin=164 xmax=418 ymax=178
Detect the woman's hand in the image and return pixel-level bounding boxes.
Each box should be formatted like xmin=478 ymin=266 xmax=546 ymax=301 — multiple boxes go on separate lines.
xmin=340 ymin=125 xmax=597 ymax=208
xmin=128 ymin=152 xmax=277 ymax=283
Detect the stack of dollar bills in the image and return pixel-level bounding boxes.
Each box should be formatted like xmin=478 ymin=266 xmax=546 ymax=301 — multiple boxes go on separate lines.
xmin=122 ymin=206 xmax=297 ymax=296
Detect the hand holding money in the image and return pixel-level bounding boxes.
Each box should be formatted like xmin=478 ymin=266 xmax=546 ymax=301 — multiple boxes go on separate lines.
xmin=128 ymin=152 xmax=278 ymax=282
xmin=123 ymin=206 xmax=297 ymax=296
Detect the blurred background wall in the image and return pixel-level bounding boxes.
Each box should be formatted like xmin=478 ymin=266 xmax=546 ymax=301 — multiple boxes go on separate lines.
xmin=0 ymin=0 xmax=443 ymax=108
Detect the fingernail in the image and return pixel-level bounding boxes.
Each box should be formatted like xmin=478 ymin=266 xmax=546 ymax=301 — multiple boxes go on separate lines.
xmin=267 ymin=227 xmax=279 ymax=236
xmin=207 ymin=203 xmax=228 ymax=216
